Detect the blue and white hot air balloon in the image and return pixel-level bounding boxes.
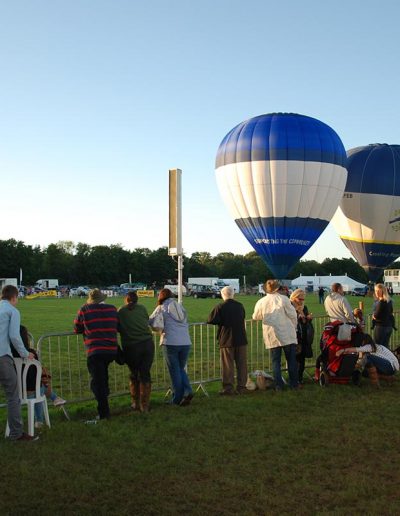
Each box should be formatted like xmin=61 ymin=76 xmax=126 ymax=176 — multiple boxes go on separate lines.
xmin=215 ymin=113 xmax=348 ymax=278
xmin=332 ymin=144 xmax=400 ymax=281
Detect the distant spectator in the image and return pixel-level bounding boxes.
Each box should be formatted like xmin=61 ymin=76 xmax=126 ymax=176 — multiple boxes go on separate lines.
xmin=318 ymin=287 xmax=325 ymax=304
xmin=118 ymin=291 xmax=154 ymax=412
xmin=373 ymin=284 xmax=394 ymax=348
xmin=324 ymin=283 xmax=355 ymax=323
xmin=253 ymin=280 xmax=299 ymax=390
xmin=207 ymin=286 xmax=249 ymax=395
xmin=74 ymin=289 xmax=118 ymax=421
xmin=149 ymin=288 xmax=193 ymax=406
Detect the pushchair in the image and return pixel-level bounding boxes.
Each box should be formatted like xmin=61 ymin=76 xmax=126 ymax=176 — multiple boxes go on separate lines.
xmin=315 ymin=321 xmax=365 ymax=386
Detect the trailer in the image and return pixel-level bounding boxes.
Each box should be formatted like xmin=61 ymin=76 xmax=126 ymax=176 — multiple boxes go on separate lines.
xmin=0 ymin=278 xmax=18 ymax=290
xmin=35 ymin=279 xmax=59 ymax=290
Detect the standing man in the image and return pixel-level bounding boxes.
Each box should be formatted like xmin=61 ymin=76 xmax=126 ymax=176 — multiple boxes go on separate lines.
xmin=324 ymin=283 xmax=355 ymax=323
xmin=0 ymin=285 xmax=37 ymax=441
xmin=207 ymin=286 xmax=249 ymax=395
xmin=318 ymin=286 xmax=325 ymax=304
xmin=253 ymin=279 xmax=299 ymax=390
xmin=74 ymin=288 xmax=118 ymax=420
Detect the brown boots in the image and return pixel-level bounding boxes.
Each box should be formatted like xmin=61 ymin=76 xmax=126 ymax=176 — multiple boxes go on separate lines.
xmin=367 ymin=365 xmax=380 ymax=388
xmin=139 ymin=383 xmax=151 ymax=413
xmin=129 ymin=380 xmax=140 ymax=411
xmin=130 ymin=380 xmax=151 ymax=412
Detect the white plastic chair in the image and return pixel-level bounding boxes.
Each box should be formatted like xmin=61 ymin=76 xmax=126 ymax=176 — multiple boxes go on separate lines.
xmin=5 ymin=358 xmax=51 ymax=437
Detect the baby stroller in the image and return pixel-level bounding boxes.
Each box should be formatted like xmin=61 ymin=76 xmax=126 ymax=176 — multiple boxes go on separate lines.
xmin=315 ymin=321 xmax=365 ymax=386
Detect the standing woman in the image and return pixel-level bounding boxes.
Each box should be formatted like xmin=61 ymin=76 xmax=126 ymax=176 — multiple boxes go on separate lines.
xmin=150 ymin=288 xmax=193 ymax=406
xmin=289 ymin=289 xmax=314 ymax=384
xmin=373 ymin=283 xmax=394 ymax=348
xmin=118 ymin=291 xmax=155 ymax=412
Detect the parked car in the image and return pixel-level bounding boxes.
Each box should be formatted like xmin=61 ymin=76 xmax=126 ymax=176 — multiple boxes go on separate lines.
xmin=350 ymin=287 xmax=368 ymax=296
xmin=189 ymin=285 xmax=222 ymax=299
xmin=76 ymin=286 xmax=91 ymax=296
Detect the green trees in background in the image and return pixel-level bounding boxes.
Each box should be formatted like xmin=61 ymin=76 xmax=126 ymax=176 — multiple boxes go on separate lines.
xmin=0 ymin=238 xmax=375 ymax=286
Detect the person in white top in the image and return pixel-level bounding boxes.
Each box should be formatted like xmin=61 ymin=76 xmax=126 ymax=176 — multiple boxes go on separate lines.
xmin=337 ymin=338 xmax=399 ymax=386
xmin=253 ymin=280 xmax=299 ymax=390
xmin=324 ymin=283 xmax=356 ymax=323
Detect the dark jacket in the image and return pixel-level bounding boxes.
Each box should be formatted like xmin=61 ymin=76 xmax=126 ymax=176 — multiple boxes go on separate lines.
xmin=74 ymin=303 xmax=118 ymax=356
xmin=373 ymin=300 xmax=394 ymax=327
xmin=207 ymin=299 xmax=247 ymax=348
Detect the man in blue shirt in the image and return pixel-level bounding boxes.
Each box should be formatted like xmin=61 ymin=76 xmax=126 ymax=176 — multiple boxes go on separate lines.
xmin=0 ymin=285 xmax=36 ymax=441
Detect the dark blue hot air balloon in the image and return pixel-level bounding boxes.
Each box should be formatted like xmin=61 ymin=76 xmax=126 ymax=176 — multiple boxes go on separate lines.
xmin=332 ymin=144 xmax=400 ymax=281
xmin=215 ymin=113 xmax=347 ymax=278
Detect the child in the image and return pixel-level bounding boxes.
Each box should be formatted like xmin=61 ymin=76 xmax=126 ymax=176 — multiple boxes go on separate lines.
xmin=13 ymin=326 xmax=66 ymax=427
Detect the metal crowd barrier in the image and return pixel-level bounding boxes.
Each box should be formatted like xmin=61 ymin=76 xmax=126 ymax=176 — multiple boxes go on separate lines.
xmin=1 ymin=312 xmax=400 ymax=407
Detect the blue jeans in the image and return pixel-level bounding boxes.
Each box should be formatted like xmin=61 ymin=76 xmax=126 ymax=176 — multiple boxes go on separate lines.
xmin=163 ymin=345 xmax=192 ymax=404
xmin=27 ymin=386 xmax=46 ymax=423
xmin=367 ymin=355 xmax=395 ymax=375
xmin=373 ymin=326 xmax=393 ymax=348
xmin=271 ymin=344 xmax=299 ymax=389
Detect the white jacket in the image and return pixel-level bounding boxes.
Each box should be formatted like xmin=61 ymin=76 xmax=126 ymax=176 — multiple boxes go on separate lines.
xmin=252 ymin=293 xmax=297 ymax=349
xmin=324 ymin=292 xmax=355 ymax=323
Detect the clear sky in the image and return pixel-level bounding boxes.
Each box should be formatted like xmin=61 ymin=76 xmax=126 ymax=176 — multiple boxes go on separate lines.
xmin=1 ymin=0 xmax=399 ymax=262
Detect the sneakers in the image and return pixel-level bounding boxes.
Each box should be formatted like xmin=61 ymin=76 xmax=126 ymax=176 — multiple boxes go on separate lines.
xmin=15 ymin=432 xmax=39 ymax=442
xmin=34 ymin=422 xmax=44 ymax=429
xmin=53 ymin=396 xmax=66 ymax=407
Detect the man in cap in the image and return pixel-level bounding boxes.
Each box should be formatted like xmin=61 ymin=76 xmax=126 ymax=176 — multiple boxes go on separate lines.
xmin=207 ymin=285 xmax=249 ymax=395
xmin=74 ymin=288 xmax=118 ymax=420
xmin=252 ymin=279 xmax=299 ymax=390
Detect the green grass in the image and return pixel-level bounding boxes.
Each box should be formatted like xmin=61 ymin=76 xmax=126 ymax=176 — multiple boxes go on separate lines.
xmin=2 ymin=294 xmax=400 ymax=515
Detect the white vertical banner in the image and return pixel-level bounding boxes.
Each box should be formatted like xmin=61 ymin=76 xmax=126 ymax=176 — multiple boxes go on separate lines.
xmin=19 ymin=268 xmax=23 ymax=285
xmin=169 ymin=169 xmax=184 ymax=304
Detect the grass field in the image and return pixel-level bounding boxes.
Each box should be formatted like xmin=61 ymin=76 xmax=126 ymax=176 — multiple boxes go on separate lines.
xmin=17 ymin=292 xmax=378 ymax=338
xmin=2 ymin=293 xmax=400 ymax=515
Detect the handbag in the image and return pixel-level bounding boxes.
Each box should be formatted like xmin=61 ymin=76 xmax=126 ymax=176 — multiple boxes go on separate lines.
xmin=114 ymin=344 xmax=125 ymax=365
xmin=149 ymin=307 xmax=164 ymax=332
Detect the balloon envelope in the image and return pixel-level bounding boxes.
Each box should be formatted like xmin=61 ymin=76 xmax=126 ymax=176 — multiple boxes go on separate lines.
xmin=215 ymin=113 xmax=347 ymax=278
xmin=332 ymin=144 xmax=400 ymax=281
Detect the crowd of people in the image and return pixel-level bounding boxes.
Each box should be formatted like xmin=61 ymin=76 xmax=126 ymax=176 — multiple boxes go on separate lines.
xmin=0 ymin=279 xmax=399 ymax=440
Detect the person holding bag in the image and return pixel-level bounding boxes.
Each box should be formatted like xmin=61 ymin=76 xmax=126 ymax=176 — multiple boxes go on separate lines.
xmin=290 ymin=289 xmax=314 ymax=384
xmin=149 ymin=288 xmax=193 ymax=406
xmin=372 ymin=283 xmax=394 ymax=348
xmin=118 ymin=291 xmax=155 ymax=412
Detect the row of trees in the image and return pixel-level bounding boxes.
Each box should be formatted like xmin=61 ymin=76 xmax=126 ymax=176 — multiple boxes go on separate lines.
xmin=0 ymin=238 xmax=378 ymax=287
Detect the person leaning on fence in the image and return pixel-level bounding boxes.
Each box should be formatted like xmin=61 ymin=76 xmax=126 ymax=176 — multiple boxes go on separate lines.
xmin=74 ymin=288 xmax=118 ymax=421
xmin=252 ymin=279 xmax=299 ymax=391
xmin=324 ymin=283 xmax=356 ymax=324
xmin=118 ymin=291 xmax=155 ymax=412
xmin=0 ymin=285 xmax=37 ymax=441
xmin=149 ymin=288 xmax=193 ymax=406
xmin=207 ymin=286 xmax=250 ymax=395
xmin=289 ymin=289 xmax=314 ymax=384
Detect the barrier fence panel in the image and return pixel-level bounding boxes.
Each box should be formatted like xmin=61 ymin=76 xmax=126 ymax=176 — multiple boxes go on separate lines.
xmin=1 ymin=312 xmax=399 ymax=407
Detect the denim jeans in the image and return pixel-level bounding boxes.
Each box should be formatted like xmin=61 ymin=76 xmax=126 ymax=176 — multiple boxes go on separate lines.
xmin=27 ymin=385 xmax=46 ymax=423
xmin=162 ymin=345 xmax=192 ymax=404
xmin=373 ymin=325 xmax=393 ymax=348
xmin=271 ymin=344 xmax=299 ymax=389
xmin=367 ymin=355 xmax=395 ymax=375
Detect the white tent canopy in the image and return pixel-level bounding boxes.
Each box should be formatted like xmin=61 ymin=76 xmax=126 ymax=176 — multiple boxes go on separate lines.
xmin=290 ymin=274 xmax=366 ymax=293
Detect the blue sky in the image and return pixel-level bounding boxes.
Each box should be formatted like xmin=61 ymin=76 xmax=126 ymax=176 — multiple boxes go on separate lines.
xmin=1 ymin=0 xmax=399 ymax=262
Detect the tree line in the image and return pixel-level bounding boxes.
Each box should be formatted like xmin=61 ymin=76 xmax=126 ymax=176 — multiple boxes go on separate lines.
xmin=0 ymin=238 xmax=381 ymax=287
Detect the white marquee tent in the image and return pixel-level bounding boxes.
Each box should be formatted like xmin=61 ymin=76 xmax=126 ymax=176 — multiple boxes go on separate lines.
xmin=290 ymin=274 xmax=367 ymax=293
